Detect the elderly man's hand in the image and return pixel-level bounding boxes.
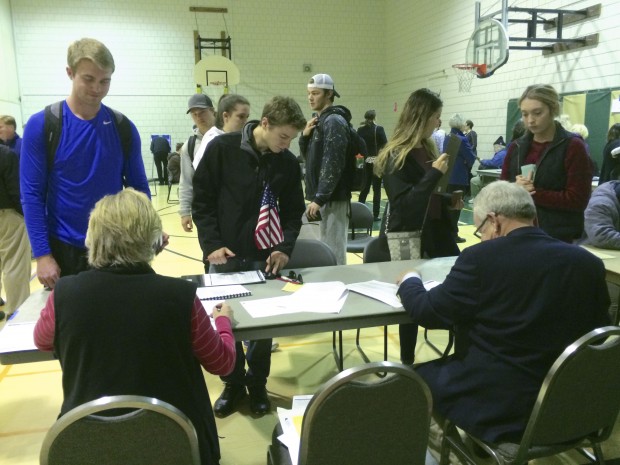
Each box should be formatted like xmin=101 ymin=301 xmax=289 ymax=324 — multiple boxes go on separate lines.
xmin=397 ymin=270 xmax=419 ymax=286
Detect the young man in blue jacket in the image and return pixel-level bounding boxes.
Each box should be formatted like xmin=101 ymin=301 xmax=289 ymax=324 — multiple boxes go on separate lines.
xmin=21 ymin=38 xmax=150 ymax=289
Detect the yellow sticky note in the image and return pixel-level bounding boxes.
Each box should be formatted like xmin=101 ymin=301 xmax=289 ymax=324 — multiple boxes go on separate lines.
xmin=293 ymin=415 xmax=304 ymax=435
xmin=282 ymin=282 xmax=303 ymax=292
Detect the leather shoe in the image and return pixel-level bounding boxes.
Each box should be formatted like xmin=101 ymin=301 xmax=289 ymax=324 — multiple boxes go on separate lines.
xmin=213 ymin=384 xmax=246 ymax=417
xmin=248 ymin=385 xmax=271 ymax=415
xmin=455 ymin=236 xmax=466 ymax=243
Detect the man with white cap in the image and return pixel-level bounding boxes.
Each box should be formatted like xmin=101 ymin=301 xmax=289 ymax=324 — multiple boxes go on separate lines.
xmin=300 ymin=73 xmax=351 ymax=264
xmin=178 ymin=93 xmax=216 ymax=232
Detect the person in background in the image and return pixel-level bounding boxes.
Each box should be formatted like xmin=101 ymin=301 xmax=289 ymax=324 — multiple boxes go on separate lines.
xmin=178 ymin=94 xmax=216 ymax=232
xmin=464 ymin=119 xmax=477 ymax=155
xmin=0 ymin=145 xmax=31 ymax=320
xmin=571 ymin=123 xmax=597 ymax=174
xmin=0 ymin=115 xmax=24 ymax=307
xmin=150 ymin=135 xmax=171 ymax=185
xmin=583 ymin=180 xmax=620 ymax=249
xmin=0 ymin=115 xmax=22 ymax=156
xmin=443 ymin=113 xmax=476 ymax=243
xmin=398 ymin=180 xmax=610 ymax=445
xmin=192 ymin=96 xmax=306 ymax=418
xmin=431 ymin=118 xmax=445 ymax=154
xmin=501 ymin=84 xmax=592 ymax=243
xmin=33 ymin=188 xmax=235 ymax=465
xmin=374 ymin=88 xmax=459 ymax=366
xmin=167 ymin=142 xmax=183 ymax=184
xmin=300 ymin=73 xmax=351 ymax=265
xmin=357 ymin=110 xmax=387 ymax=220
xmin=582 ymin=179 xmax=620 ymax=325
xmin=598 ymin=124 xmax=620 ymax=185
xmin=192 ymin=94 xmax=251 ymax=170
xmin=21 ymin=38 xmax=150 ymax=289
xmin=469 ymin=120 xmax=526 ymax=203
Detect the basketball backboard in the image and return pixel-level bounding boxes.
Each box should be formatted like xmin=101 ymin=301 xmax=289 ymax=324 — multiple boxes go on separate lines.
xmin=465 ymin=18 xmax=509 ymax=78
xmin=194 ymin=55 xmax=240 ymax=87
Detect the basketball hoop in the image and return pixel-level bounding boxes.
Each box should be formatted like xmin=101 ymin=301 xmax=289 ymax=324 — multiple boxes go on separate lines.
xmin=452 ymin=64 xmax=486 ymax=92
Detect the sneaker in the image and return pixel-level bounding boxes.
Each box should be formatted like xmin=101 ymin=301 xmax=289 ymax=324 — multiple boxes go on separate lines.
xmin=455 ymin=237 xmax=467 ymax=243
xmin=248 ymin=385 xmax=271 ymax=415
xmin=213 ymin=384 xmax=247 ymax=417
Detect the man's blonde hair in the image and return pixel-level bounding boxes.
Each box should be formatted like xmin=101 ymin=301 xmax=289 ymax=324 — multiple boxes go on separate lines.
xmin=67 ymin=38 xmax=115 ymax=72
xmin=86 ymin=189 xmax=161 ymax=268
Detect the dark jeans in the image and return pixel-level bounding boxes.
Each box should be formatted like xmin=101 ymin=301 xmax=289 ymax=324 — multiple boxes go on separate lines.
xmin=153 ymin=151 xmax=168 ymax=184
xmin=358 ymin=163 xmax=382 ymax=218
xmin=209 ymin=258 xmax=272 ymax=387
xmin=447 ymin=184 xmax=466 ymax=238
xmin=50 ymin=237 xmax=89 ymax=277
xmin=399 ymin=323 xmax=418 ymax=364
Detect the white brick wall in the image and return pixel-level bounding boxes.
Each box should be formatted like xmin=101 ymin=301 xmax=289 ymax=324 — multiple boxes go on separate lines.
xmin=384 ymin=0 xmax=620 ymax=155
xmin=5 ymin=0 xmax=620 ymax=168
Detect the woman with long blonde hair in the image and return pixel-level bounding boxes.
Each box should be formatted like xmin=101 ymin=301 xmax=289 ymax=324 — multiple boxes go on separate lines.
xmin=375 ymin=88 xmax=460 ymax=365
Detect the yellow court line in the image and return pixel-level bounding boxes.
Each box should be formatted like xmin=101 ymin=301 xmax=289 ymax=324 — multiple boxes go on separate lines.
xmin=0 ymin=428 xmax=50 ymax=438
xmin=3 ymin=368 xmax=61 ymax=378
xmin=0 ymin=363 xmax=10 ymax=381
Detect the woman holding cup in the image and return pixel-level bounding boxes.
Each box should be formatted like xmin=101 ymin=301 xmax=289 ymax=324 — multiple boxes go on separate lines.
xmin=501 ymin=84 xmax=592 ymax=243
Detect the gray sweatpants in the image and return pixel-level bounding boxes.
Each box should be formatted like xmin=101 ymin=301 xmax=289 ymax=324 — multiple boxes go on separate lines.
xmin=318 ymin=200 xmax=349 ymax=265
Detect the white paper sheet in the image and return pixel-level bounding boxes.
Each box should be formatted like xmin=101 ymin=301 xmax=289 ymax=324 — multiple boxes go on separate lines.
xmin=0 ymin=322 xmax=37 ymax=353
xmin=346 ymin=280 xmax=402 ymax=307
xmin=240 ymin=282 xmax=348 ymax=318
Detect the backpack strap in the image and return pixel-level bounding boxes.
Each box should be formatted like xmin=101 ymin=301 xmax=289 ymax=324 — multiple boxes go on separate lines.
xmin=187 ymin=134 xmax=198 ymax=162
xmin=109 ymin=107 xmax=132 ymax=161
xmin=44 ymin=102 xmax=132 ymax=173
xmin=44 ymin=101 xmax=63 ymax=172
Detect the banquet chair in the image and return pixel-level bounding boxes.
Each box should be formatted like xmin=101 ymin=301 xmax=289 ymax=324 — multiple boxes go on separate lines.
xmin=346 ymin=201 xmax=375 ymax=254
xmin=283 ymin=238 xmax=337 ymax=270
xmin=40 ymin=395 xmax=201 ymax=465
xmin=439 ymin=326 xmax=620 ymax=465
xmin=267 ymin=361 xmax=432 ymax=465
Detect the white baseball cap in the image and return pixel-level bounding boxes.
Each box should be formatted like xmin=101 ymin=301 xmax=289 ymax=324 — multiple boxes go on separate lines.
xmin=307 ymin=73 xmax=340 ymax=98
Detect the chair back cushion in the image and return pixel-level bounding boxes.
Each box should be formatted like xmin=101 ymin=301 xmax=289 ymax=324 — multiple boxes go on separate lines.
xmin=299 ymin=362 xmax=431 ymax=465
xmin=526 ymin=327 xmax=620 ymax=446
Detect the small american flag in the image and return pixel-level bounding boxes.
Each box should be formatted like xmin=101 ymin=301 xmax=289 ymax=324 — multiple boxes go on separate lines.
xmin=254 ymin=184 xmax=284 ymax=250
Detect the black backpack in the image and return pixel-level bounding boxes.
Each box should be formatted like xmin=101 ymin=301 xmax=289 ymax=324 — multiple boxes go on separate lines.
xmin=346 ymin=124 xmax=368 ymax=191
xmin=43 ymin=101 xmax=132 ymax=172
xmin=316 ymin=106 xmax=368 ymax=192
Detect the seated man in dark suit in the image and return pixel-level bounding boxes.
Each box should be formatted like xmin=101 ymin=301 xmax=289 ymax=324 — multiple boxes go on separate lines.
xmin=397 ymin=180 xmax=610 ymax=444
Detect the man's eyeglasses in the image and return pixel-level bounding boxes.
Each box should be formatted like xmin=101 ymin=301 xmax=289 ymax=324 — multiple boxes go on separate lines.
xmin=473 ymin=215 xmax=490 ymax=240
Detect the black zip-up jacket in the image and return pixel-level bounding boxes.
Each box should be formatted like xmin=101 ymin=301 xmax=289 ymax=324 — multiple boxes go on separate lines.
xmin=299 ymin=105 xmax=352 ymax=205
xmin=0 ymin=145 xmax=22 ymax=214
xmin=502 ymin=122 xmax=591 ymax=240
xmin=192 ymin=121 xmax=305 ymax=261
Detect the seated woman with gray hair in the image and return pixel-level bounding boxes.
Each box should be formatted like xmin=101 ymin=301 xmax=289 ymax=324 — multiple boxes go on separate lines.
xmin=34 ymin=188 xmax=236 ymax=465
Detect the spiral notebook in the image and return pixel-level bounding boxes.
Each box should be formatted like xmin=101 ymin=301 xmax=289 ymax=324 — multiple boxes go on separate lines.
xmin=196 ymin=284 xmax=252 ymax=301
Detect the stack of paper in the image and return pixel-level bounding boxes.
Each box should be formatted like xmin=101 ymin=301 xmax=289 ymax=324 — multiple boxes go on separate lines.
xmin=276 ymin=395 xmax=313 ymax=465
xmin=240 ymin=282 xmax=348 ymax=318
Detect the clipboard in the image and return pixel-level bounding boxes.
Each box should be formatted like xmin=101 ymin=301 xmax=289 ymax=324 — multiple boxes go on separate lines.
xmin=435 ymin=133 xmax=462 ymax=193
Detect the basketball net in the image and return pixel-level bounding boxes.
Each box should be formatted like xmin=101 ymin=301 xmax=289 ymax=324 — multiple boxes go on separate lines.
xmin=452 ymin=64 xmax=485 ymax=93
